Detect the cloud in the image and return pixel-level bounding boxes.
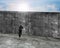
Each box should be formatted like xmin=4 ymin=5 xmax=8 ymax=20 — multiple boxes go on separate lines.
xmin=7 ymin=3 xmax=58 ymax=12
xmin=0 ymin=0 xmax=59 ymax=12
xmin=0 ymin=5 xmax=5 ymax=11
xmin=7 ymin=3 xmax=17 ymax=11
xmin=32 ymin=4 xmax=58 ymax=12
xmin=7 ymin=3 xmax=34 ymax=11
xmin=47 ymin=4 xmax=58 ymax=12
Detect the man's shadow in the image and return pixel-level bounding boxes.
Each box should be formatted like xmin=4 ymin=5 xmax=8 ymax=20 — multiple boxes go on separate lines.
xmin=13 ymin=37 xmax=27 ymax=41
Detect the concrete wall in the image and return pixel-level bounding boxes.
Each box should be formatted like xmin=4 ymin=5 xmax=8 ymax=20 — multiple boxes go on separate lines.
xmin=0 ymin=11 xmax=60 ymax=38
xmin=0 ymin=11 xmax=26 ymax=34
xmin=26 ymin=12 xmax=60 ymax=38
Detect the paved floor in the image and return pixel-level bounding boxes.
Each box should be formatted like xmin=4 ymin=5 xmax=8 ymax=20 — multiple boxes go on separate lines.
xmin=0 ymin=34 xmax=60 ymax=48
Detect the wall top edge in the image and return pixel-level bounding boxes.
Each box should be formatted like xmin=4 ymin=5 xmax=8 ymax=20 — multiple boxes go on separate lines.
xmin=0 ymin=11 xmax=60 ymax=14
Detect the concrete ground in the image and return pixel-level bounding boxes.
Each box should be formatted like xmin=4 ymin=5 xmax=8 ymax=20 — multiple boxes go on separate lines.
xmin=0 ymin=34 xmax=60 ymax=48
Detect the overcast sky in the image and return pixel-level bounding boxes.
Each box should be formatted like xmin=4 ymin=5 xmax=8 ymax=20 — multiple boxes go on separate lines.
xmin=0 ymin=0 xmax=60 ymax=12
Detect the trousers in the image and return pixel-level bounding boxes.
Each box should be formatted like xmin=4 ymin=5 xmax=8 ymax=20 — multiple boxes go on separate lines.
xmin=19 ymin=30 xmax=22 ymax=37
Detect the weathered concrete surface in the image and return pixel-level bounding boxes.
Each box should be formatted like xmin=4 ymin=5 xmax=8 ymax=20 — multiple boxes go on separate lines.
xmin=0 ymin=12 xmax=60 ymax=37
xmin=0 ymin=34 xmax=60 ymax=48
xmin=26 ymin=12 xmax=59 ymax=37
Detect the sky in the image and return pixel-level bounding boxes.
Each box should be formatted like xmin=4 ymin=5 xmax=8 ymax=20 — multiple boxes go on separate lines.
xmin=0 ymin=0 xmax=60 ymax=12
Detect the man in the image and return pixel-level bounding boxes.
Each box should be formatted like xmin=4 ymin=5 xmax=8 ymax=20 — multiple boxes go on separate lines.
xmin=18 ymin=25 xmax=23 ymax=38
